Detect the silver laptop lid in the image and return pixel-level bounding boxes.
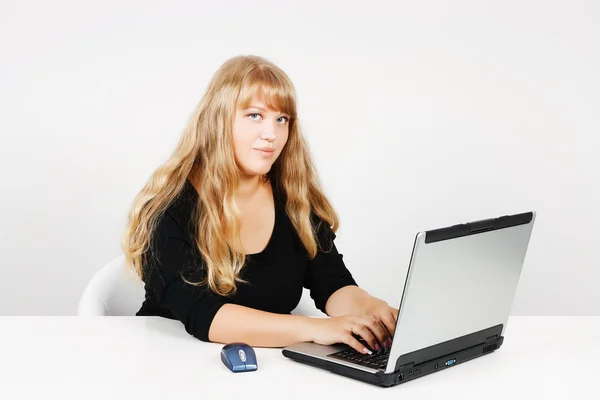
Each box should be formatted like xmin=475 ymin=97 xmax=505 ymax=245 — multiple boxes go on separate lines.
xmin=385 ymin=212 xmax=536 ymax=373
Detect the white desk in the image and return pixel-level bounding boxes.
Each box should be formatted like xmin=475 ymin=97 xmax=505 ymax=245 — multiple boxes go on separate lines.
xmin=0 ymin=316 xmax=598 ymax=399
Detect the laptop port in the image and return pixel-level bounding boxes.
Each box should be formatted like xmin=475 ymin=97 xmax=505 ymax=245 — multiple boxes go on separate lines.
xmin=415 ymin=368 xmax=420 ymax=373
xmin=434 ymin=364 xmax=439 ymax=370
xmin=408 ymin=370 xmax=413 ymax=375
xmin=445 ymin=359 xmax=456 ymax=366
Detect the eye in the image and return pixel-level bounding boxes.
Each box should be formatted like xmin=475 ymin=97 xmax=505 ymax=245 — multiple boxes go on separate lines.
xmin=248 ymin=113 xmax=262 ymax=120
xmin=248 ymin=113 xmax=290 ymax=124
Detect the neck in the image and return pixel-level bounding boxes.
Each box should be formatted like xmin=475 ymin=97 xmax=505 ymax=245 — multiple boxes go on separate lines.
xmin=235 ymin=174 xmax=265 ymax=202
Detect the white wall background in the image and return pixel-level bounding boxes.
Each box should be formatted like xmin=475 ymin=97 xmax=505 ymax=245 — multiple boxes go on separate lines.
xmin=1 ymin=0 xmax=598 ymax=316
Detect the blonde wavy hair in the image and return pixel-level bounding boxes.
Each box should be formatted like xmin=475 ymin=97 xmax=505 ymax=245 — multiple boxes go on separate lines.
xmin=122 ymin=55 xmax=339 ymax=297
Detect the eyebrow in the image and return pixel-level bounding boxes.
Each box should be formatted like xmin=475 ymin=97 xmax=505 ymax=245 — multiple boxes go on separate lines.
xmin=246 ymin=105 xmax=289 ymax=116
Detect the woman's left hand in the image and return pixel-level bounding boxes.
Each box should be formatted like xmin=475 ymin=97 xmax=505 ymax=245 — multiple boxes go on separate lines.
xmin=366 ymin=298 xmax=399 ymax=338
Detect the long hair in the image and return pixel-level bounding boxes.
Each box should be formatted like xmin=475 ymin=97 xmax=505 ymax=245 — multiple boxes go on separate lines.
xmin=122 ymin=55 xmax=339 ymax=297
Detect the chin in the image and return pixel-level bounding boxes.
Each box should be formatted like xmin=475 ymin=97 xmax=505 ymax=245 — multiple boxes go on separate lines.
xmin=241 ymin=164 xmax=274 ymax=178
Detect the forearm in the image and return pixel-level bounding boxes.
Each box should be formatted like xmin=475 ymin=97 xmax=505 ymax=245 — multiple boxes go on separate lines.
xmin=208 ymin=303 xmax=315 ymax=347
xmin=325 ymin=285 xmax=385 ymax=317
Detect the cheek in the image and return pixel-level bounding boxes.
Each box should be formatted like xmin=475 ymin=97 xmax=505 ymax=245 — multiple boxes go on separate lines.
xmin=232 ymin=122 xmax=253 ymax=150
xmin=232 ymin=132 xmax=259 ymax=167
xmin=232 ymin=134 xmax=254 ymax=155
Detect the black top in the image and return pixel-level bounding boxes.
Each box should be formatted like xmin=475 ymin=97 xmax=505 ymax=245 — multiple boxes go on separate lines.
xmin=136 ymin=179 xmax=358 ymax=342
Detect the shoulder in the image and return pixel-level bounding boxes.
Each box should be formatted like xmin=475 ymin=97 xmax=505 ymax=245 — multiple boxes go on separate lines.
xmin=160 ymin=179 xmax=199 ymax=239
xmin=143 ymin=180 xmax=202 ymax=279
xmin=272 ymin=179 xmax=335 ymax=250
xmin=311 ymin=212 xmax=336 ymax=251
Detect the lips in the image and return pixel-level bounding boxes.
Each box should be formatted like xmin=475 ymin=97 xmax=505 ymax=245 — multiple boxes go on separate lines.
xmin=255 ymin=148 xmax=275 ymax=157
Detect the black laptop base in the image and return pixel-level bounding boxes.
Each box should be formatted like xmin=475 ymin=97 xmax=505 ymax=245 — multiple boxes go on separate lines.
xmin=282 ymin=324 xmax=504 ymax=388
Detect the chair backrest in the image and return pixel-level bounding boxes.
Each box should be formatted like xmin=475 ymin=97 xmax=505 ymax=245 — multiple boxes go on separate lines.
xmin=78 ymin=255 xmax=145 ymax=316
xmin=291 ymin=288 xmax=322 ymax=317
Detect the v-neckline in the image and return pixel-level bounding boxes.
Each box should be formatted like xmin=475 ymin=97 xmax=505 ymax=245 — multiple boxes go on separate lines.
xmin=184 ymin=178 xmax=279 ymax=259
xmin=247 ymin=203 xmax=277 ymax=257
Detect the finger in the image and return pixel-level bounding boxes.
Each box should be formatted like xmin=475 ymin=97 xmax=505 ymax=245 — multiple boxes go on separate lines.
xmin=363 ymin=316 xmax=390 ymax=347
xmin=376 ymin=319 xmax=392 ymax=346
xmin=381 ymin=312 xmax=397 ymax=338
xmin=353 ymin=324 xmax=379 ymax=352
xmin=343 ymin=333 xmax=373 ymax=355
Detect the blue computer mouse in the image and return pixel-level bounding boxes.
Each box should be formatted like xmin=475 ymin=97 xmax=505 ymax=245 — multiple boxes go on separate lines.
xmin=220 ymin=342 xmax=258 ymax=372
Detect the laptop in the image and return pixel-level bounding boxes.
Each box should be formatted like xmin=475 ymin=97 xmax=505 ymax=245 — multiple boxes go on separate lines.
xmin=282 ymin=211 xmax=536 ymax=387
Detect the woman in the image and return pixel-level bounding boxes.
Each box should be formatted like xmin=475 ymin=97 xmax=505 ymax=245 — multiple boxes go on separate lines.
xmin=123 ymin=55 xmax=398 ymax=355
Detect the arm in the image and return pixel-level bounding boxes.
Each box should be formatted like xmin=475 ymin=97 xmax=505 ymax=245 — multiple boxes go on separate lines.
xmin=324 ymin=285 xmax=387 ymax=317
xmin=303 ymin=216 xmax=398 ymax=336
xmin=208 ymin=304 xmax=313 ymax=346
xmin=303 ymin=216 xmax=365 ymax=315
xmin=144 ymin=210 xmax=315 ymax=346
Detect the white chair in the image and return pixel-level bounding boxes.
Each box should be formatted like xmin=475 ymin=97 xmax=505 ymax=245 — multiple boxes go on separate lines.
xmin=78 ymin=255 xmax=145 ymax=316
xmin=291 ymin=288 xmax=323 ymax=317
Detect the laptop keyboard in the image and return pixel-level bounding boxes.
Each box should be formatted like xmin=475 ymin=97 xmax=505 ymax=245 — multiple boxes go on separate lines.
xmin=328 ymin=346 xmax=391 ymax=370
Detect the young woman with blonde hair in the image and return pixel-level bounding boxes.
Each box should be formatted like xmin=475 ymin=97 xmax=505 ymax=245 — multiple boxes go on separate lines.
xmin=123 ymin=55 xmax=398 ymax=355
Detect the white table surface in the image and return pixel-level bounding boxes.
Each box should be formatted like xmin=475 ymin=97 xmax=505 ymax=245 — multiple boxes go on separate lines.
xmin=0 ymin=316 xmax=598 ymax=399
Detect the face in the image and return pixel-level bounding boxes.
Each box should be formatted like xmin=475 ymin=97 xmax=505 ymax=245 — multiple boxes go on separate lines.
xmin=232 ymin=94 xmax=290 ymax=178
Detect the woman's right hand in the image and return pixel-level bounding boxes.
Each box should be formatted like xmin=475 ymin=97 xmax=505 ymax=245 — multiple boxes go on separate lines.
xmin=305 ymin=315 xmax=392 ymax=355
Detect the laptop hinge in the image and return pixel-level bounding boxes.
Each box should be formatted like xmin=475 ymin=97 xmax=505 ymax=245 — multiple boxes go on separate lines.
xmin=485 ymin=334 xmax=498 ymax=344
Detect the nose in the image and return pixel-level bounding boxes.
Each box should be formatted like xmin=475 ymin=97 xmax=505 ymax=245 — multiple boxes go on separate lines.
xmin=260 ymin=123 xmax=277 ymax=142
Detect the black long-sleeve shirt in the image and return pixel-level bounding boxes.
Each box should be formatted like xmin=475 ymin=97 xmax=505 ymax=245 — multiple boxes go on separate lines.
xmin=136 ymin=179 xmax=358 ymax=341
